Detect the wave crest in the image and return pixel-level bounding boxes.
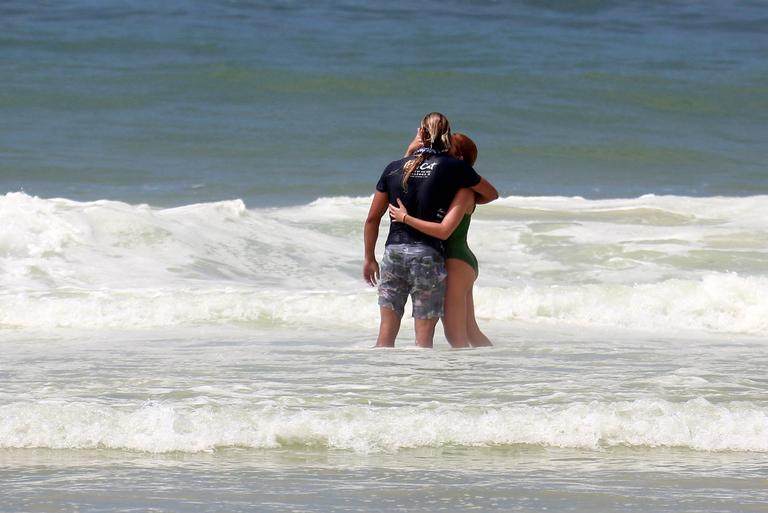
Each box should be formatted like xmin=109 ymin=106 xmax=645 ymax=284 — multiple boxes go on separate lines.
xmin=2 ymin=398 xmax=765 ymax=454
xmin=1 ymin=192 xmax=766 ymax=335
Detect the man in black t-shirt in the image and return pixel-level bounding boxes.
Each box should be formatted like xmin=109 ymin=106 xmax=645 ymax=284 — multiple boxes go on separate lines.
xmin=375 ymin=151 xmax=481 ymax=252
xmin=363 ymin=113 xmax=497 ymax=348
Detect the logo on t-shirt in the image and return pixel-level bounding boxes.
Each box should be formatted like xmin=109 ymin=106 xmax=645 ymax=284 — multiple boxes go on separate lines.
xmin=412 ymin=162 xmax=436 ymax=179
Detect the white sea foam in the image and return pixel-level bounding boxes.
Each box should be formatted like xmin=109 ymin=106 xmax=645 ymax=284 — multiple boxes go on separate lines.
xmin=476 ymin=273 xmax=768 ymax=334
xmin=1 ymin=192 xmax=766 ymax=334
xmin=0 ymin=287 xmax=378 ymax=329
xmin=1 ymin=398 xmax=765 ymax=453
xmin=1 ymin=274 xmax=765 ymax=333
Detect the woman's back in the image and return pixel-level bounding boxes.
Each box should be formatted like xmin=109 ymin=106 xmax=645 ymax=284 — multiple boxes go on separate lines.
xmin=445 ymin=213 xmax=478 ymax=275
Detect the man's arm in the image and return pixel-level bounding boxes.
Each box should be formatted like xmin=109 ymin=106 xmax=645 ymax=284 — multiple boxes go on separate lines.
xmin=472 ymin=176 xmax=499 ymax=205
xmin=404 ymin=127 xmax=425 ymax=157
xmin=363 ymin=191 xmax=389 ymax=286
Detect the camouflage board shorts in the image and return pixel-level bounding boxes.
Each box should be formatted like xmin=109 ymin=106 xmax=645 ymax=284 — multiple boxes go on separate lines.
xmin=378 ymin=244 xmax=447 ymax=319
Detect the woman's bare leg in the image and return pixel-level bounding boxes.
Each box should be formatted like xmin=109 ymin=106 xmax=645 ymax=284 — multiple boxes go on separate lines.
xmin=466 ymin=288 xmax=492 ymax=347
xmin=442 ymin=259 xmax=476 ymax=348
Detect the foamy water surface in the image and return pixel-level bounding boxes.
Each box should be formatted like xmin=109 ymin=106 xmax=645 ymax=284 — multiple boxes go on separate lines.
xmin=1 ymin=192 xmax=767 ymax=460
xmin=2 ymin=192 xmax=766 ymax=333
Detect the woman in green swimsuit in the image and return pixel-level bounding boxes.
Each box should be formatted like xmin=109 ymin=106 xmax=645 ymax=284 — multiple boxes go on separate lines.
xmin=389 ymin=133 xmax=495 ymax=348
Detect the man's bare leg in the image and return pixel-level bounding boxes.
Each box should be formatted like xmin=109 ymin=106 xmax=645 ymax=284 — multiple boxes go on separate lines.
xmin=375 ymin=307 xmax=402 ymax=347
xmin=414 ymin=317 xmax=439 ymax=348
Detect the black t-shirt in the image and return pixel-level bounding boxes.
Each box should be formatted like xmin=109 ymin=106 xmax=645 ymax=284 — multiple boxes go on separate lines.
xmin=376 ymin=153 xmax=481 ymax=252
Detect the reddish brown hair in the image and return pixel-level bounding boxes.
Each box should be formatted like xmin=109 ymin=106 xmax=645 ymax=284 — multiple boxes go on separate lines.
xmin=451 ymin=133 xmax=478 ymax=166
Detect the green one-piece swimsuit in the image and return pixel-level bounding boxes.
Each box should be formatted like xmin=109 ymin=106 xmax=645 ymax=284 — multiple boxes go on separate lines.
xmin=445 ymin=214 xmax=478 ymax=275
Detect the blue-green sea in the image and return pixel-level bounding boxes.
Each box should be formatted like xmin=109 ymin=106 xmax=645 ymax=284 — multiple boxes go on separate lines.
xmin=1 ymin=1 xmax=767 ymax=512
xmin=3 ymin=0 xmax=767 ymax=206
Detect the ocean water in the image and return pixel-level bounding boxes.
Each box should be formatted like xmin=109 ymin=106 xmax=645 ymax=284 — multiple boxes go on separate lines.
xmin=2 ymin=1 xmax=768 ymax=512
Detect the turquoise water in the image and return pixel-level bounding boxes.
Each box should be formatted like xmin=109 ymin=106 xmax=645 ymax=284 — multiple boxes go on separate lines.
xmin=2 ymin=0 xmax=767 ymax=205
xmin=2 ymin=2 xmax=768 ymax=512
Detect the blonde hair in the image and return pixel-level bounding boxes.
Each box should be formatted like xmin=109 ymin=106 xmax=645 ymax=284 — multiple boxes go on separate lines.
xmin=402 ymin=112 xmax=452 ymax=189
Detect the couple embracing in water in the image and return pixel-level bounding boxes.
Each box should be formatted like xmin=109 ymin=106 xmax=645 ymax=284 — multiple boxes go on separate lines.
xmin=363 ymin=112 xmax=499 ymax=348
